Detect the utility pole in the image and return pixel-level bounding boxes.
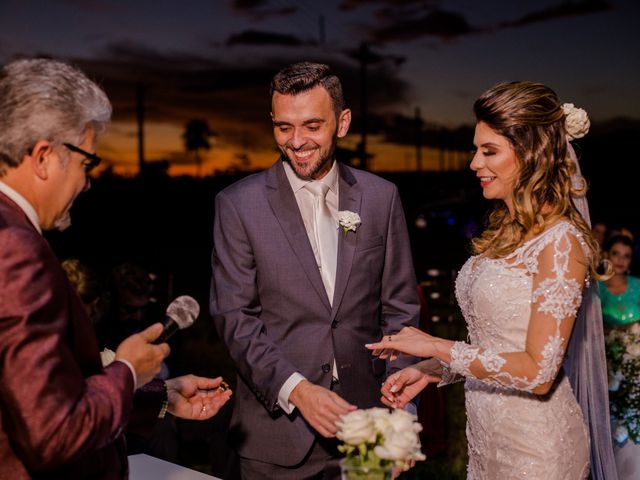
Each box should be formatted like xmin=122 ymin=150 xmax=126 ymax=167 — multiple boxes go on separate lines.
xmin=415 ymin=106 xmax=423 ymax=171
xmin=358 ymin=42 xmax=369 ymax=170
xmin=136 ymin=81 xmax=145 ymax=173
xmin=439 ymin=128 xmax=446 ymax=171
xmin=318 ymin=15 xmax=325 ymax=45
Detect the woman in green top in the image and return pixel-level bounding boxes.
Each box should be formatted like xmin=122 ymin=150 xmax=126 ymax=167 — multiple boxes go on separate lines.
xmin=600 ymin=234 xmax=640 ymax=327
xmin=600 ymin=233 xmax=640 ymax=479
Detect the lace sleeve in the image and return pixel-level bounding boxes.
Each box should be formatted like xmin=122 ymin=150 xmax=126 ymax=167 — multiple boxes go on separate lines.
xmin=437 ymin=360 xmax=464 ymax=386
xmin=448 ymin=229 xmax=587 ymax=393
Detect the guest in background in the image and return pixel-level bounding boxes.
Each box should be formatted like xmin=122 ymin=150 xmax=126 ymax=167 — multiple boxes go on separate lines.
xmin=592 ymin=220 xmax=608 ymax=251
xmin=607 ymin=225 xmax=634 ymax=242
xmin=600 ymin=234 xmax=640 ymax=329
xmin=99 ymin=262 xmax=162 ymax=352
xmin=600 ymin=233 xmax=640 ymax=478
xmin=61 ymin=258 xmax=106 ymax=324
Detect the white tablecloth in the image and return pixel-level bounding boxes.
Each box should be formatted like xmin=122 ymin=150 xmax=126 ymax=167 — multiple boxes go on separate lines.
xmin=128 ymin=454 xmax=221 ymax=480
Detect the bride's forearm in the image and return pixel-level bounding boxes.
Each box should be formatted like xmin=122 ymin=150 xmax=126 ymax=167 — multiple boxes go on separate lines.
xmin=432 ymin=337 xmax=454 ymax=364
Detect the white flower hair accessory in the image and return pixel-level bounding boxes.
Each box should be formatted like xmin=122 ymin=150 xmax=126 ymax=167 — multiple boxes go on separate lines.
xmin=562 ymin=103 xmax=590 ymax=140
xmin=338 ymin=210 xmax=361 ymax=234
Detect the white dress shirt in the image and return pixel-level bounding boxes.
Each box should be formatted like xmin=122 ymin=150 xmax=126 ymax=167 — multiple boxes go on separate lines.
xmin=277 ymin=160 xmax=340 ymax=414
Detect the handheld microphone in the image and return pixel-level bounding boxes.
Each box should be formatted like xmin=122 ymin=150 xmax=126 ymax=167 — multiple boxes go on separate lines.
xmin=153 ymin=295 xmax=199 ymax=344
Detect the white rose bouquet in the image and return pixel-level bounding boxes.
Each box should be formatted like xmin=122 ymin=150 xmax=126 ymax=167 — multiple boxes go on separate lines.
xmin=606 ymin=322 xmax=640 ymax=445
xmin=336 ymin=407 xmax=426 ymax=478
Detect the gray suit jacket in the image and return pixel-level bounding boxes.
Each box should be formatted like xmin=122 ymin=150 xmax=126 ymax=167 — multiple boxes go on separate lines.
xmin=210 ymin=159 xmax=419 ymax=466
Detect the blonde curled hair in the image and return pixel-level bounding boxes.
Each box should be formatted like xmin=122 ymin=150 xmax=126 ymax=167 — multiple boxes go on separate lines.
xmin=471 ymin=81 xmax=601 ymax=278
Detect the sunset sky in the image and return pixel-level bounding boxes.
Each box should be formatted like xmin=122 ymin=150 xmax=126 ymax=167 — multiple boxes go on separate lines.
xmin=1 ymin=0 xmax=638 ymax=175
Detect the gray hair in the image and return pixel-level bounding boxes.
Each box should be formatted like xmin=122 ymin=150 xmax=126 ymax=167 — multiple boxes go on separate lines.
xmin=270 ymin=62 xmax=345 ymax=117
xmin=0 ymin=58 xmax=112 ymax=176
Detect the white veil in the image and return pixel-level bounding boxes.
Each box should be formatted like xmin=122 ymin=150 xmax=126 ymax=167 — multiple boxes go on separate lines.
xmin=564 ymin=141 xmax=618 ymax=480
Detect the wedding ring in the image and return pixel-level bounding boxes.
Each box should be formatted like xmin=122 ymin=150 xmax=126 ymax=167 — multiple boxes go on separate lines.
xmin=217 ymin=380 xmax=230 ymax=392
xmin=201 ymin=405 xmax=207 ymax=414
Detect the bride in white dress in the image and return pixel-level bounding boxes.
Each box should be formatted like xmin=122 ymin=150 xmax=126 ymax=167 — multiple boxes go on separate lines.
xmin=366 ymin=81 xmax=617 ymax=479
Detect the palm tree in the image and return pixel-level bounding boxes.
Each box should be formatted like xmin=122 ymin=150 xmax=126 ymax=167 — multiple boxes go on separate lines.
xmin=182 ymin=119 xmax=213 ymax=176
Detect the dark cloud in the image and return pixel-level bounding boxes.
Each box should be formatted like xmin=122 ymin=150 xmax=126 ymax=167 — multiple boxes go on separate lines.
xmin=501 ymin=0 xmax=613 ymax=28
xmin=231 ymin=0 xmax=297 ymax=19
xmin=343 ymin=44 xmax=406 ymax=66
xmin=344 ymin=0 xmax=612 ymax=44
xmin=580 ymin=84 xmax=607 ymax=96
xmin=72 ymin=40 xmax=412 ymax=151
xmin=371 ymin=10 xmax=476 ymax=43
xmin=226 ymin=30 xmax=309 ymax=47
xmin=339 ymin=0 xmax=433 ymax=11
xmin=233 ymin=0 xmax=269 ymax=7
xmin=62 ymin=0 xmax=124 ymax=12
xmin=368 ymin=8 xmax=475 ymax=43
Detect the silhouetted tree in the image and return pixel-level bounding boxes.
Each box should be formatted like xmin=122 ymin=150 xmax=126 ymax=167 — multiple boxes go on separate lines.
xmin=182 ymin=119 xmax=213 ymax=176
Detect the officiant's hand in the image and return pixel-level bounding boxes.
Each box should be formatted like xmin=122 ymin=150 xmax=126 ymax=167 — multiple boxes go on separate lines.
xmin=289 ymin=380 xmax=356 ymax=437
xmin=115 ymin=323 xmax=170 ymax=387
xmin=165 ymin=375 xmax=232 ymax=420
xmin=381 ymin=360 xmax=442 ymax=409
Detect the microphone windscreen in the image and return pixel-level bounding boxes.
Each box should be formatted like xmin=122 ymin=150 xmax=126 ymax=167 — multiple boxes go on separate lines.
xmin=165 ymin=295 xmax=199 ymax=329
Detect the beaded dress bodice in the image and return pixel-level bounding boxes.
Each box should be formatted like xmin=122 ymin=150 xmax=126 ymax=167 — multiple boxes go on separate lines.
xmin=450 ymin=221 xmax=590 ymax=479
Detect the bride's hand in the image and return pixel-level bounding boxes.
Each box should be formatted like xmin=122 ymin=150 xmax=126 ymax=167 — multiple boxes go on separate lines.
xmin=380 ymin=364 xmax=440 ymax=408
xmin=366 ymin=326 xmax=436 ymax=359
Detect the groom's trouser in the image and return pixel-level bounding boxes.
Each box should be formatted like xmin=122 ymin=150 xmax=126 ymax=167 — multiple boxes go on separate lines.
xmin=239 ymin=381 xmax=343 ymax=480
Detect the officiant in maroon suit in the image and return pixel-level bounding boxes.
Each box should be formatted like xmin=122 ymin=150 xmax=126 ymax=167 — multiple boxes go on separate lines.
xmin=210 ymin=62 xmax=420 ymax=479
xmin=0 ymin=58 xmax=232 ymax=480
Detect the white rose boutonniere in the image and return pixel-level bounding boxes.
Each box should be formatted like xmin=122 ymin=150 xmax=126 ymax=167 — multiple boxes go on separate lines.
xmin=562 ymin=103 xmax=590 ymax=140
xmin=338 ymin=210 xmax=361 ymax=234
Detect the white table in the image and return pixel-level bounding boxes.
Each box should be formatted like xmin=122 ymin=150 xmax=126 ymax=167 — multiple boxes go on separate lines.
xmin=128 ymin=454 xmax=222 ymax=480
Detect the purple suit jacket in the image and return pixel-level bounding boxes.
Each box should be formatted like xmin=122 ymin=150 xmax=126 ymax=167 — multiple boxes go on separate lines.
xmin=210 ymin=160 xmax=420 ymax=466
xmin=0 ymin=192 xmax=161 ymax=479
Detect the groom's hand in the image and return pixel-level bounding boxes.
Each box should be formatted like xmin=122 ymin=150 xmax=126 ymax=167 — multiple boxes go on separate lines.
xmin=289 ymin=380 xmax=356 ymax=438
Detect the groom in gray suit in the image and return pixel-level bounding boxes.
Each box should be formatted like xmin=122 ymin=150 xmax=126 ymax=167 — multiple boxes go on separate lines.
xmin=210 ymin=62 xmax=419 ymax=479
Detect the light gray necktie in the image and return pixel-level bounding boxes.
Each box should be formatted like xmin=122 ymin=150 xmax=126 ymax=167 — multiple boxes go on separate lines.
xmin=305 ymin=182 xmax=338 ymax=304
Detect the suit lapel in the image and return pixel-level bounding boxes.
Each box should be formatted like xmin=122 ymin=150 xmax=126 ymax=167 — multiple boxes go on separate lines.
xmin=331 ymin=164 xmax=361 ymax=320
xmin=265 ymin=160 xmax=332 ymax=312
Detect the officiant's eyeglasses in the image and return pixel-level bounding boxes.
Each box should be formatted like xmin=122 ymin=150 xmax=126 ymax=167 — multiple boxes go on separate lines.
xmin=63 ymin=143 xmax=102 ymax=174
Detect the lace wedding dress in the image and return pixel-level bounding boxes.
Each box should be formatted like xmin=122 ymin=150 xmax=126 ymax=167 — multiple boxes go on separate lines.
xmin=447 ymin=221 xmax=590 ymax=479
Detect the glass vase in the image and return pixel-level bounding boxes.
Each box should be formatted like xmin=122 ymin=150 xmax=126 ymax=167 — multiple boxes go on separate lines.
xmin=340 ymin=459 xmax=393 ymax=480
